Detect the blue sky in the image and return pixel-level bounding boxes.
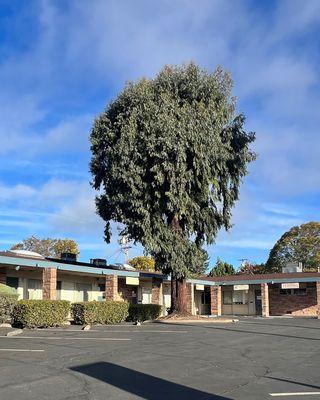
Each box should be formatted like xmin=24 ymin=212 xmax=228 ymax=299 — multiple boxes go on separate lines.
xmin=0 ymin=0 xmax=319 ymax=269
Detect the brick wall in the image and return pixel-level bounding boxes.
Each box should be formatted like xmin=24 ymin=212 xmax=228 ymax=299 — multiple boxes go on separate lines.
xmin=261 ymin=283 xmax=269 ymax=317
xmin=210 ymin=286 xmax=221 ymax=316
xmin=118 ymin=278 xmax=135 ymax=302
xmin=42 ymin=268 xmax=57 ymax=300
xmin=105 ymin=275 xmax=118 ymax=301
xmin=269 ymin=283 xmax=318 ymax=316
xmin=0 ymin=268 xmax=6 ymax=285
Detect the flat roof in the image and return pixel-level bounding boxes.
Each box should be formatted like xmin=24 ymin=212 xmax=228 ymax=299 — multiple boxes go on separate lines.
xmin=195 ymin=272 xmax=320 ymax=286
xmin=0 ymin=251 xmax=167 ymax=279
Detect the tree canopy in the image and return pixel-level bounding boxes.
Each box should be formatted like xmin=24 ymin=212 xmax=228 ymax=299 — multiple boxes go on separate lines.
xmin=266 ymin=222 xmax=320 ymax=272
xmin=11 ymin=236 xmax=79 ymax=258
xmin=91 ymin=63 xmax=255 ymax=285
xmin=128 ymin=256 xmax=156 ymax=271
xmin=238 ymin=261 xmax=266 ymax=275
xmin=208 ymin=258 xmax=235 ymax=277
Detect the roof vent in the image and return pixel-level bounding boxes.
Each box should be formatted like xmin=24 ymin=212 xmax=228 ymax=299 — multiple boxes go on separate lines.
xmin=282 ymin=262 xmax=303 ymax=273
xmin=90 ymin=258 xmax=107 ymax=267
xmin=60 ymin=252 xmax=77 ymax=262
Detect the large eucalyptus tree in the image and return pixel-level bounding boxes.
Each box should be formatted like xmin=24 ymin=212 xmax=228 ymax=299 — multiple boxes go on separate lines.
xmin=90 ymin=63 xmax=255 ymax=313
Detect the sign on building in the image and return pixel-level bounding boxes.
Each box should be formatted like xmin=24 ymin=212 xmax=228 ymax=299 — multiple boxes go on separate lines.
xmin=233 ymin=284 xmax=249 ymax=291
xmin=195 ymin=284 xmax=204 ymax=291
xmin=126 ymin=277 xmax=139 ymax=286
xmin=281 ymin=282 xmax=299 ymax=289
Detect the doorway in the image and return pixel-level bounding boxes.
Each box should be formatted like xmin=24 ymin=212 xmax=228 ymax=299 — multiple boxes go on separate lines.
xmin=255 ymin=289 xmax=262 ymax=315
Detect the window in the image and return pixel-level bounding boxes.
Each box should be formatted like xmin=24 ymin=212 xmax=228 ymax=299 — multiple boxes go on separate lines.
xmin=233 ymin=290 xmax=248 ymax=305
xmin=293 ymin=288 xmax=306 ymax=296
xmin=280 ymin=289 xmax=292 ymax=295
xmin=27 ymin=279 xmax=42 ymax=300
xmin=280 ymin=288 xmax=307 ymax=296
xmin=56 ymin=281 xmax=62 ymax=300
xmin=6 ymin=277 xmax=19 ymax=289
xmin=98 ymin=284 xmax=106 ymax=292
xmin=223 ymin=291 xmax=232 ymax=305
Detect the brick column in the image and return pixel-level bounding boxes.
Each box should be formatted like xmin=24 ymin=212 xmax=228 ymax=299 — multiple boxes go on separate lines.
xmin=0 ymin=268 xmax=6 ymax=285
xmin=151 ymin=278 xmax=162 ymax=305
xmin=105 ymin=275 xmax=118 ymax=301
xmin=316 ymin=282 xmax=320 ymax=319
xmin=42 ymin=268 xmax=57 ymax=300
xmin=186 ymin=283 xmax=194 ymax=314
xmin=210 ymin=286 xmax=222 ymax=316
xmin=261 ymin=283 xmax=269 ymax=317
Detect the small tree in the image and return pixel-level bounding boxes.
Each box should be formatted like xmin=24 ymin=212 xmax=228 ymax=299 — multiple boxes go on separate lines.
xmin=208 ymin=258 xmax=235 ymax=277
xmin=266 ymin=222 xmax=320 ymax=272
xmin=238 ymin=261 xmax=266 ymax=275
xmin=90 ymin=63 xmax=255 ymax=313
xmin=128 ymin=256 xmax=155 ymax=271
xmin=11 ymin=236 xmax=79 ymax=258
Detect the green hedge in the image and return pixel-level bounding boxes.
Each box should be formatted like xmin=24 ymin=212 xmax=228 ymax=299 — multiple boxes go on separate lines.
xmin=12 ymin=300 xmax=70 ymax=328
xmin=128 ymin=304 xmax=162 ymax=322
xmin=0 ymin=284 xmax=19 ymax=324
xmin=71 ymin=301 xmax=129 ymax=325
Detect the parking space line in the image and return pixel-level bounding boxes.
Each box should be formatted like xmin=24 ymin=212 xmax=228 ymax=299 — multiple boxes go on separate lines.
xmin=0 ymin=348 xmax=44 ymax=352
xmin=0 ymin=336 xmax=131 ymax=341
xmin=270 ymin=392 xmax=320 ymax=397
xmin=44 ymin=329 xmax=188 ymax=333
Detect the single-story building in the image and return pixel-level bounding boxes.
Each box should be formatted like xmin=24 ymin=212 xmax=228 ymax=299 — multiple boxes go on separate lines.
xmin=0 ymin=250 xmax=319 ymax=318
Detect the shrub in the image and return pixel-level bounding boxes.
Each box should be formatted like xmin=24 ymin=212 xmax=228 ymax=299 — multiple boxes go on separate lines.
xmin=128 ymin=304 xmax=162 ymax=322
xmin=12 ymin=300 xmax=70 ymax=328
xmin=71 ymin=301 xmax=129 ymax=325
xmin=0 ymin=284 xmax=19 ymax=324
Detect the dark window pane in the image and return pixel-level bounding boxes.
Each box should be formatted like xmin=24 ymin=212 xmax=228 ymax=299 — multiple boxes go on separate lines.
xmin=6 ymin=277 xmax=19 ymax=289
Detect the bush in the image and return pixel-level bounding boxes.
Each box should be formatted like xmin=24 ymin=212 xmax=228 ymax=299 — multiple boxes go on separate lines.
xmin=12 ymin=300 xmax=70 ymax=328
xmin=0 ymin=284 xmax=19 ymax=324
xmin=71 ymin=301 xmax=129 ymax=325
xmin=128 ymin=304 xmax=162 ymax=322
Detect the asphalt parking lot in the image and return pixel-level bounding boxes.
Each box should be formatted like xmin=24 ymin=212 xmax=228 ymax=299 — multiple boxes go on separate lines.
xmin=0 ymin=317 xmax=319 ymax=400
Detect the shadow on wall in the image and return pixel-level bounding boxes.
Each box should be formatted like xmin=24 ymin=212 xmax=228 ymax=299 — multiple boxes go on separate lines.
xmin=70 ymin=361 xmax=230 ymax=400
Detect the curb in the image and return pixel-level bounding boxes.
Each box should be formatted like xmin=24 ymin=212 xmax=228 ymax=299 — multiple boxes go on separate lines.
xmin=6 ymin=329 xmax=23 ymax=337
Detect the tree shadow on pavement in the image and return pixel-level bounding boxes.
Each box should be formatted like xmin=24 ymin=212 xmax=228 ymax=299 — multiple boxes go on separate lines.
xmin=70 ymin=361 xmax=230 ymax=400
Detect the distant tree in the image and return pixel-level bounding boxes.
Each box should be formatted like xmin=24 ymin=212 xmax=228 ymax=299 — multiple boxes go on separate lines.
xmin=266 ymin=222 xmax=320 ymax=272
xmin=238 ymin=261 xmax=266 ymax=275
xmin=208 ymin=258 xmax=235 ymax=277
xmin=128 ymin=256 xmax=155 ymax=271
xmin=11 ymin=236 xmax=79 ymax=258
xmin=90 ymin=63 xmax=255 ymax=314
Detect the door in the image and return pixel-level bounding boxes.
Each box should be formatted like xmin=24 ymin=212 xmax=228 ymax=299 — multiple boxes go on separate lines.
xmin=75 ymin=283 xmax=91 ymax=301
xmin=255 ymin=290 xmax=262 ymax=315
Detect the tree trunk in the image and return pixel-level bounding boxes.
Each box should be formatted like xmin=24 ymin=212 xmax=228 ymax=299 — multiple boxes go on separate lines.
xmin=170 ymin=276 xmax=189 ymax=315
xmin=169 ymin=216 xmax=189 ymax=315
xmin=170 ymin=273 xmax=176 ymax=313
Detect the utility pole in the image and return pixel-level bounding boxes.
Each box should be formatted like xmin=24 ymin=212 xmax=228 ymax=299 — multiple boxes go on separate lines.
xmin=118 ymin=234 xmax=132 ymax=263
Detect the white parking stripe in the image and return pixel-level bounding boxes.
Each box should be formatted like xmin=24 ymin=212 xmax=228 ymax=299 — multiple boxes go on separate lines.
xmin=44 ymin=329 xmax=187 ymax=333
xmin=0 ymin=349 xmax=44 ymax=352
xmin=270 ymin=392 xmax=320 ymax=397
xmin=0 ymin=336 xmax=131 ymax=341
